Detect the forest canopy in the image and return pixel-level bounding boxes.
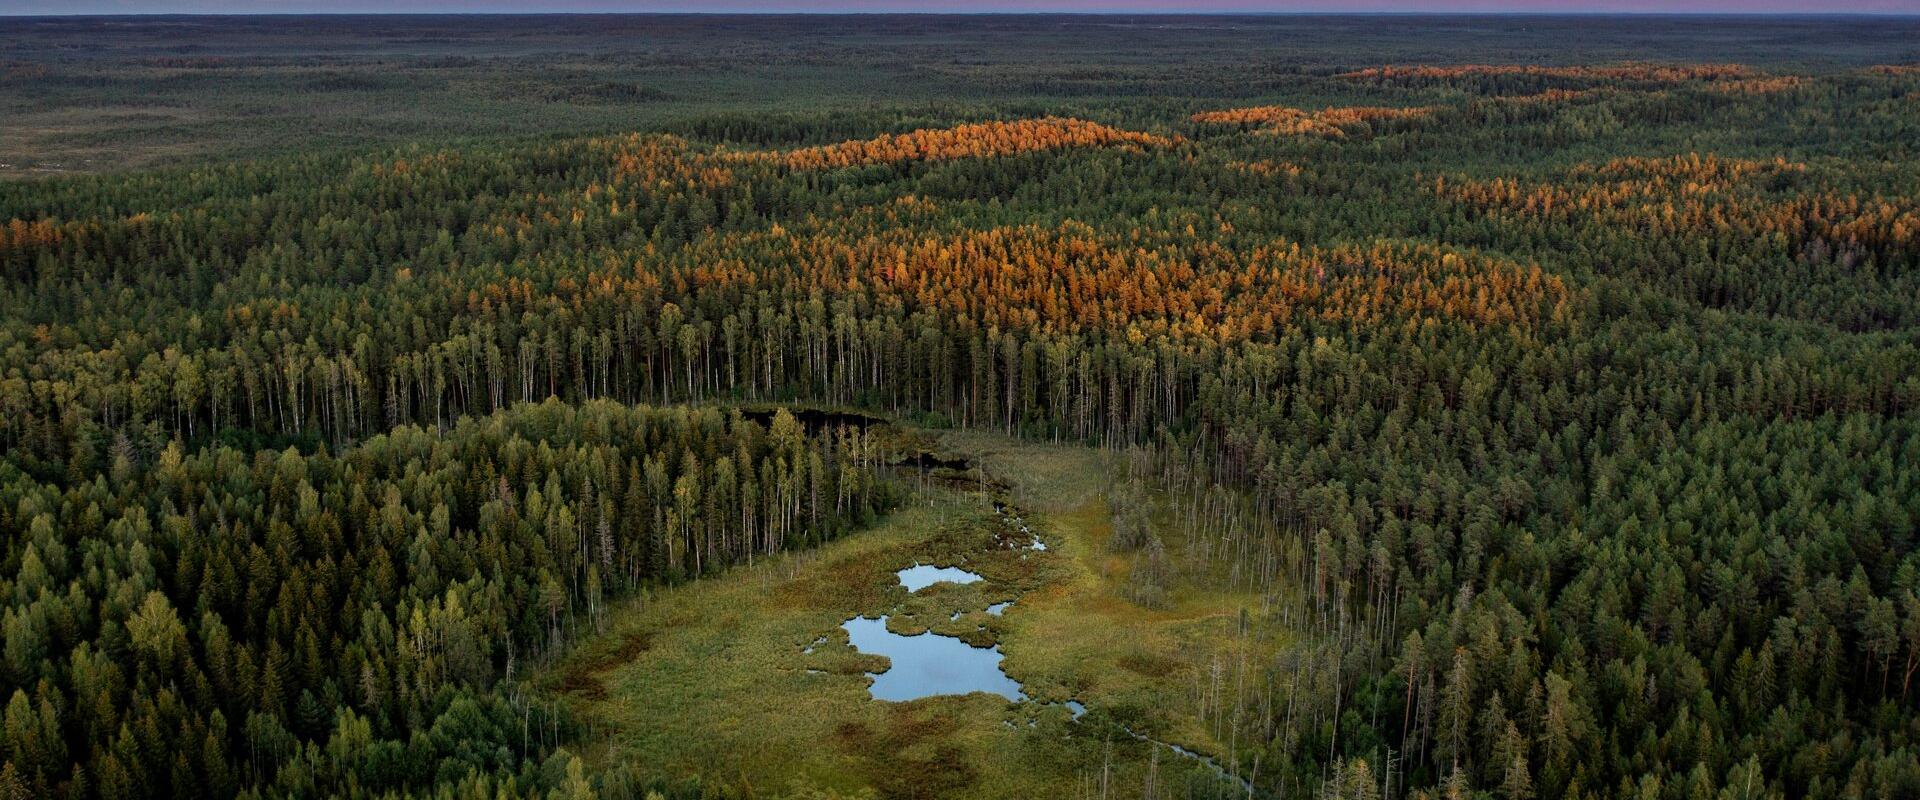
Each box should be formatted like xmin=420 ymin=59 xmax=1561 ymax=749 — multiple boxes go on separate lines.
xmin=2 ymin=13 xmax=1919 ymax=800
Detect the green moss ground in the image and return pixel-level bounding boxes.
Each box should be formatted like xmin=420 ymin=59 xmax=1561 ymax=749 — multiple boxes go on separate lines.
xmin=549 ymin=430 xmax=1281 ymax=799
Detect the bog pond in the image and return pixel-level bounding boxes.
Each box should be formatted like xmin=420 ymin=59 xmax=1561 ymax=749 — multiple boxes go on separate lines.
xmin=827 ymin=501 xmax=1059 ymax=707
xmin=839 ymin=563 xmax=1023 ymax=702
xmin=791 ymin=459 xmax=1254 ymax=794
xmin=894 ymin=563 xmax=984 ymax=592
xmin=841 ymin=615 xmax=1025 ymax=702
xmin=826 ymin=529 xmax=1248 ymax=793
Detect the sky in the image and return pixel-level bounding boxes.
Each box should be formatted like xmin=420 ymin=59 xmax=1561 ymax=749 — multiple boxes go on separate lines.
xmin=3 ymin=0 xmax=1917 ymax=13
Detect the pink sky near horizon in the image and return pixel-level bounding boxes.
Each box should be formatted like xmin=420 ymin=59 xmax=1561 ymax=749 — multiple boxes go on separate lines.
xmin=6 ymin=0 xmax=1918 ymax=13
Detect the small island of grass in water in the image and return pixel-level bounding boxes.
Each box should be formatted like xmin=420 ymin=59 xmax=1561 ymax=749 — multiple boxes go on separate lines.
xmin=841 ymin=615 xmax=1025 ymax=702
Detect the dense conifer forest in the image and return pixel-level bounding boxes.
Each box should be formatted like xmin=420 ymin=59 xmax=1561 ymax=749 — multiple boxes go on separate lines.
xmin=2 ymin=13 xmax=1918 ymax=800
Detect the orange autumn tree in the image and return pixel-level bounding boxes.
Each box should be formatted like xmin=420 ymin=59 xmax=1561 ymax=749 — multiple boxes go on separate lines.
xmin=1191 ymin=105 xmax=1435 ymax=138
xmin=775 ymin=117 xmax=1172 ymax=169
xmin=1709 ymin=76 xmax=1811 ymax=95
xmin=0 ymin=218 xmax=63 ymax=254
xmin=1435 ymin=153 xmax=1918 ymax=258
xmin=1431 ymin=153 xmax=1918 ymax=329
xmin=661 ymin=220 xmax=1568 ymax=338
xmin=1336 ymin=63 xmax=1755 ymax=83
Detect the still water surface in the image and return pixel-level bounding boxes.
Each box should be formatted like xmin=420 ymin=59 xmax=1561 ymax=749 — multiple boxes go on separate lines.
xmin=896 ymin=564 xmax=984 ymax=592
xmin=842 ymin=615 xmax=1025 ymax=702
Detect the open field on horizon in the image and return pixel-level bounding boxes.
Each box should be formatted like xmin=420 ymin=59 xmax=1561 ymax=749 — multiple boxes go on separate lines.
xmin=3 ymin=14 xmax=1919 ymax=177
xmin=3 ymin=13 xmax=1919 ymax=800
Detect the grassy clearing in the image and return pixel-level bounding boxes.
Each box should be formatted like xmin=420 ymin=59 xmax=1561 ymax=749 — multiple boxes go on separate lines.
xmin=550 ymin=429 xmax=1283 ymax=799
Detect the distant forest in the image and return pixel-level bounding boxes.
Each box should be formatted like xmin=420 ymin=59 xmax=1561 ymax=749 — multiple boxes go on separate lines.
xmin=2 ymin=14 xmax=1918 ymax=800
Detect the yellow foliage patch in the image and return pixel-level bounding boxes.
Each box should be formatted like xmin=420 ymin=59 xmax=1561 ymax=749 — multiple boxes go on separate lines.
xmin=775 ymin=117 xmax=1172 ymax=169
xmin=1190 ymin=105 xmax=1434 ymax=138
xmin=1337 ymin=63 xmax=1755 ymax=82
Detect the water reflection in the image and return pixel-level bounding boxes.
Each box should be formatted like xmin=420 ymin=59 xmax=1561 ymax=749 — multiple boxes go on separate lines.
xmin=896 ymin=563 xmax=984 ymax=592
xmin=842 ymin=615 xmax=1025 ymax=702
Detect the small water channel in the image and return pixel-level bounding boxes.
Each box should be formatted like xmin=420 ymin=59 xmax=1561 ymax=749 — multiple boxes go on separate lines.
xmin=1124 ymin=726 xmax=1255 ymax=795
xmin=991 ymin=501 xmax=1048 ymax=551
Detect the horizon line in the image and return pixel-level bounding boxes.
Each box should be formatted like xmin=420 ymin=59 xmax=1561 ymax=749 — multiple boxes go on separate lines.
xmin=7 ymin=9 xmax=1919 ymax=16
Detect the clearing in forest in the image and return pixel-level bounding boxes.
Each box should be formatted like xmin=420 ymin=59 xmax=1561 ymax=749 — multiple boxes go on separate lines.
xmin=549 ymin=429 xmax=1285 ymax=799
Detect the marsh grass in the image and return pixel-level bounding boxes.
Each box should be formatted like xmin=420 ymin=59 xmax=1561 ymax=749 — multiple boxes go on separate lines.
xmin=549 ymin=429 xmax=1279 ymax=798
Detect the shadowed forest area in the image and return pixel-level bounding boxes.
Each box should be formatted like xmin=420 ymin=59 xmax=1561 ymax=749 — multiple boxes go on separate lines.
xmin=2 ymin=13 xmax=1919 ymax=800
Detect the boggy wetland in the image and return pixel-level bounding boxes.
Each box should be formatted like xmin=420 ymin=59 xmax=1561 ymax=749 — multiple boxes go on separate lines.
xmin=4 ymin=12 xmax=1920 ymax=800
xmin=552 ymin=425 xmax=1279 ymax=799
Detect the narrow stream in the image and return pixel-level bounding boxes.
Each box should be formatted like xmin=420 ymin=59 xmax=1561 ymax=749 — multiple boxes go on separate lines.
xmin=1124 ymin=726 xmax=1255 ymax=796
